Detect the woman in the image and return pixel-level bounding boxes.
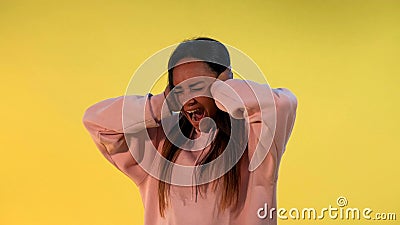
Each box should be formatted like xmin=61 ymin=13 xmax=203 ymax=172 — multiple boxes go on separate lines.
xmin=82 ymin=37 xmax=297 ymax=225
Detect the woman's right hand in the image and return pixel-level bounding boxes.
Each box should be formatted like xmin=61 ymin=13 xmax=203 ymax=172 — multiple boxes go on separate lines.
xmin=163 ymin=84 xmax=181 ymax=113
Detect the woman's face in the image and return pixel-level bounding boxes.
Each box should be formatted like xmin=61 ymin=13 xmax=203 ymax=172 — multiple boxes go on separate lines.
xmin=171 ymin=58 xmax=222 ymax=130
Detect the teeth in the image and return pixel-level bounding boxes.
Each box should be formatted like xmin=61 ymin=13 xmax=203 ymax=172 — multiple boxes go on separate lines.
xmin=186 ymin=108 xmax=199 ymax=114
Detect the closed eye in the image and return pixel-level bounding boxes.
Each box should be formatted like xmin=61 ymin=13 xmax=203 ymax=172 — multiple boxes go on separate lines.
xmin=190 ymin=87 xmax=204 ymax=92
xmin=173 ymin=90 xmax=184 ymax=95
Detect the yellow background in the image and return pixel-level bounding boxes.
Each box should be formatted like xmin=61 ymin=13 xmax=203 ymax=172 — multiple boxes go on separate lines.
xmin=1 ymin=0 xmax=399 ymax=224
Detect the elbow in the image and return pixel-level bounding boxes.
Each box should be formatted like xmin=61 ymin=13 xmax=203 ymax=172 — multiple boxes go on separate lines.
xmin=290 ymin=93 xmax=298 ymax=113
xmin=82 ymin=106 xmax=93 ymax=130
xmin=279 ymin=88 xmax=298 ymax=113
xmin=81 ymin=105 xmax=101 ymax=136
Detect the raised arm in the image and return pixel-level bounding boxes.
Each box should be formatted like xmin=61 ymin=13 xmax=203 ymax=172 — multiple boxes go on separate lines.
xmin=210 ymin=79 xmax=298 ymax=168
xmin=82 ymin=92 xmax=169 ymax=185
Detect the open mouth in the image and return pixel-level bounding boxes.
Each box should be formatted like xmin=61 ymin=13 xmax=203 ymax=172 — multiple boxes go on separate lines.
xmin=185 ymin=107 xmax=206 ymax=122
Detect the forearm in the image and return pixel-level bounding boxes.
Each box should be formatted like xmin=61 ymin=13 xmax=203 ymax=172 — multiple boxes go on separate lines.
xmin=210 ymin=79 xmax=275 ymax=123
xmin=82 ymin=93 xmax=170 ymax=154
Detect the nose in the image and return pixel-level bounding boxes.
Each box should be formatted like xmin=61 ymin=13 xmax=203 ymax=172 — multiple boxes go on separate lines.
xmin=185 ymin=98 xmax=196 ymax=106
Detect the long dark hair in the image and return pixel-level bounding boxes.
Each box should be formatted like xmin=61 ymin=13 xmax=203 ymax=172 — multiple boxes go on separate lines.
xmin=158 ymin=37 xmax=247 ymax=217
